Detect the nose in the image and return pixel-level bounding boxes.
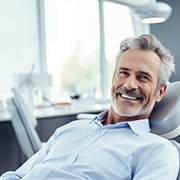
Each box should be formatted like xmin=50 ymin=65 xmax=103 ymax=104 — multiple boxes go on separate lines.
xmin=124 ymin=76 xmax=138 ymax=90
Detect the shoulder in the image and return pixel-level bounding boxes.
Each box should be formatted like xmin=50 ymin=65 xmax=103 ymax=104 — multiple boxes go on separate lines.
xmin=133 ymin=136 xmax=179 ymax=179
xmin=147 ymin=132 xmax=177 ymax=148
xmin=142 ymin=133 xmax=179 ymax=162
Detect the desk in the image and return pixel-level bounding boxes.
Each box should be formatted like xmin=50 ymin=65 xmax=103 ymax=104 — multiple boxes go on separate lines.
xmin=0 ymin=106 xmax=105 ymax=175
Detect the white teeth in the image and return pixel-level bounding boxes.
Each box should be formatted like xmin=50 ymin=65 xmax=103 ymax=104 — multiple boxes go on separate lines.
xmin=121 ymin=94 xmax=137 ymax=100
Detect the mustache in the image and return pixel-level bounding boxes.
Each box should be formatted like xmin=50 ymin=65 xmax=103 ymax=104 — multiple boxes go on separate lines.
xmin=115 ymin=87 xmax=145 ymax=99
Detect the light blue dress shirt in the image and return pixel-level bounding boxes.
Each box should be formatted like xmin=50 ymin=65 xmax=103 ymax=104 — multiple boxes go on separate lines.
xmin=1 ymin=110 xmax=179 ymax=180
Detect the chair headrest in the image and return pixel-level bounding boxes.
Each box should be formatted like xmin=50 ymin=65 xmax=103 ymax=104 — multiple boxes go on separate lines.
xmin=11 ymin=87 xmax=38 ymax=128
xmin=149 ymin=81 xmax=180 ymax=139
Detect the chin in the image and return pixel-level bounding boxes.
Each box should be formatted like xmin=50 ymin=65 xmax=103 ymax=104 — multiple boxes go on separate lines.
xmin=112 ymin=101 xmax=152 ymax=118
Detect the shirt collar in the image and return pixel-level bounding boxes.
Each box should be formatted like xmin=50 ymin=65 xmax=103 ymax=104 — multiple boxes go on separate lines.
xmin=90 ymin=110 xmax=108 ymax=127
xmin=126 ymin=120 xmax=150 ymax=135
xmin=90 ymin=110 xmax=151 ymax=136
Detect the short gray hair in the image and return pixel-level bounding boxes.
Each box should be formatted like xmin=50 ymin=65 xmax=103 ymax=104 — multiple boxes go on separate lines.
xmin=114 ymin=34 xmax=175 ymax=89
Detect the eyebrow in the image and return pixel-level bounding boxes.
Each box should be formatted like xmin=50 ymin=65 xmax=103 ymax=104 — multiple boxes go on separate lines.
xmin=118 ymin=67 xmax=131 ymax=72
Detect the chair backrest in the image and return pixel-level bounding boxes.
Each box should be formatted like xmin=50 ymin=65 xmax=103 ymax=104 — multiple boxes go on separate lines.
xmin=12 ymin=88 xmax=38 ymax=128
xmin=7 ymin=88 xmax=42 ymax=158
xmin=149 ymin=81 xmax=180 ymax=139
xmin=149 ymin=81 xmax=180 ymax=180
xmin=7 ymin=98 xmax=38 ymax=158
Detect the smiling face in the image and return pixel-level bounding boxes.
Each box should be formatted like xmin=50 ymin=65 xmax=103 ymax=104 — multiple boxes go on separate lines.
xmin=109 ymin=49 xmax=166 ymax=123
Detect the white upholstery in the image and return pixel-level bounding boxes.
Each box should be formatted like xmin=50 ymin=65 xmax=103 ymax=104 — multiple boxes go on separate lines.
xmin=149 ymin=81 xmax=180 ymax=139
xmin=7 ymin=88 xmax=43 ymax=158
xmin=76 ymin=113 xmax=97 ymax=120
xmin=7 ymin=98 xmax=36 ymax=158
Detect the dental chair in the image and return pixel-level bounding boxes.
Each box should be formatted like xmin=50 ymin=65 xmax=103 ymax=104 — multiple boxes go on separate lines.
xmin=7 ymin=88 xmax=44 ymax=159
xmin=149 ymin=81 xmax=180 ymax=139
xmin=77 ymin=81 xmax=180 ymax=179
xmin=6 ymin=82 xmax=180 ymax=178
xmin=149 ymin=81 xmax=180 ymax=180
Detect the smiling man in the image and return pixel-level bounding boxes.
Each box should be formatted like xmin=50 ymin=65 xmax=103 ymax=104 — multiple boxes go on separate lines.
xmin=108 ymin=48 xmax=166 ymax=124
xmin=1 ymin=34 xmax=179 ymax=180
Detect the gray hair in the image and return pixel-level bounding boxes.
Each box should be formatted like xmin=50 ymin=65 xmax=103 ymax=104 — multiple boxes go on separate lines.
xmin=114 ymin=34 xmax=175 ymax=89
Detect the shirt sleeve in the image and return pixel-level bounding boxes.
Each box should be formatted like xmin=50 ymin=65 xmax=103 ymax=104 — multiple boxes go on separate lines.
xmin=132 ymin=140 xmax=179 ymax=180
xmin=0 ymin=128 xmax=60 ymax=180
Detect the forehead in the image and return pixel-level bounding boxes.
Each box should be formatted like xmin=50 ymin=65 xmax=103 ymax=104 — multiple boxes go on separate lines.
xmin=117 ymin=49 xmax=161 ymax=77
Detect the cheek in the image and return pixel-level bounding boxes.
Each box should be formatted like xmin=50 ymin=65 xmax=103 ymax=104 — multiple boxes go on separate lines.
xmin=111 ymin=80 xmax=120 ymax=98
xmin=112 ymin=76 xmax=123 ymax=88
xmin=111 ymin=80 xmax=120 ymax=95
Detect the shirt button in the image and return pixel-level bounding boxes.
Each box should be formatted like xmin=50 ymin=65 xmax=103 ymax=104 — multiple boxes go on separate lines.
xmin=96 ymin=131 xmax=101 ymax=135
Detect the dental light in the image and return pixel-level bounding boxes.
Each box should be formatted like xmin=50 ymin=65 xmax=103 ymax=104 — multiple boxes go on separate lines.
xmin=134 ymin=1 xmax=172 ymax=24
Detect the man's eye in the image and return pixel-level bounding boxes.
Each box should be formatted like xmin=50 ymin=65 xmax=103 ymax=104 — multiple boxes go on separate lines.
xmin=139 ymin=75 xmax=149 ymax=81
xmin=119 ymin=71 xmax=128 ymax=75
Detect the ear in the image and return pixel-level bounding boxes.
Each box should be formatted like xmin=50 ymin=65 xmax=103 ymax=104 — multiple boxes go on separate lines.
xmin=156 ymin=84 xmax=167 ymax=103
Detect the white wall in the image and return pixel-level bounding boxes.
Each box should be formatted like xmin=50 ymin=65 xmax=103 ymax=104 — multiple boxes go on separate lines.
xmin=0 ymin=0 xmax=40 ymax=93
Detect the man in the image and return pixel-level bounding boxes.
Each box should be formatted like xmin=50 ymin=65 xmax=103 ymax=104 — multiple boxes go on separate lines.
xmin=1 ymin=34 xmax=179 ymax=179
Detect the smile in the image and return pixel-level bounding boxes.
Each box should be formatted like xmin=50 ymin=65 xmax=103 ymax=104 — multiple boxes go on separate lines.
xmin=119 ymin=93 xmax=141 ymax=101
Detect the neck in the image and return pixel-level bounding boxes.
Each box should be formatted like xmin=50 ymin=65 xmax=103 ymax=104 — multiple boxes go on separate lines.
xmin=105 ymin=106 xmax=150 ymax=125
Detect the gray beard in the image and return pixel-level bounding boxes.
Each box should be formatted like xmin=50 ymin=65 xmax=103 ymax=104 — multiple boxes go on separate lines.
xmin=111 ymin=97 xmax=155 ymax=118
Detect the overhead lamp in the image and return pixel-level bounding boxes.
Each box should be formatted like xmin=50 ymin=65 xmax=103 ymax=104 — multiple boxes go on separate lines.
xmin=134 ymin=1 xmax=172 ymax=24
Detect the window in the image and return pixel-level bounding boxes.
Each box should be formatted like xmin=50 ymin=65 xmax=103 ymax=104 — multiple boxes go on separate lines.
xmin=45 ymin=0 xmax=100 ymax=102
xmin=44 ymin=0 xmax=135 ymax=103
xmin=104 ymin=1 xmax=135 ymax=98
xmin=0 ymin=0 xmax=39 ymax=107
